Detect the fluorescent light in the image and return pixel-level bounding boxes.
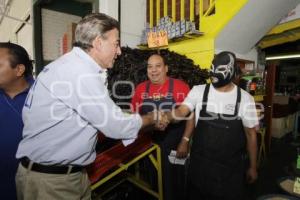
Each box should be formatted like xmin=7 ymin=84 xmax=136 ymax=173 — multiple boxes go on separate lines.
xmin=266 ymin=53 xmax=300 ymax=60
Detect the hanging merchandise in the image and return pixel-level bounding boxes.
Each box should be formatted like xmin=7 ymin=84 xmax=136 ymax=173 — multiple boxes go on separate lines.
xmin=249 ymin=81 xmax=257 ymax=95
xmin=107 ymin=47 xmax=209 ymax=108
xmin=239 ymin=75 xmax=260 ymax=95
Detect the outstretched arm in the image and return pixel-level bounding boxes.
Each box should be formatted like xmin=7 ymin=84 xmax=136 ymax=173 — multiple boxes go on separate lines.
xmin=166 ymin=104 xmax=192 ymax=123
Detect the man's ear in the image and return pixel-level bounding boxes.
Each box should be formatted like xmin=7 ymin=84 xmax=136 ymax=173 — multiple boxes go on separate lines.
xmin=166 ymin=65 xmax=169 ymax=73
xmin=92 ymin=36 xmax=102 ymax=51
xmin=15 ymin=64 xmax=26 ymax=77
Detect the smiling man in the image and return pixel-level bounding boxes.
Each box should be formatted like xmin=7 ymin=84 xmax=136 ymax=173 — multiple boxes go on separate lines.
xmin=131 ymin=54 xmax=194 ymax=200
xmin=15 ymin=13 xmax=164 ymax=200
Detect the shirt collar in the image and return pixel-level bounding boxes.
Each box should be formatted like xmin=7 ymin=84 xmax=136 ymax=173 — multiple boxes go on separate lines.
xmin=0 ymin=82 xmax=32 ymax=99
xmin=150 ymin=77 xmax=169 ymax=86
xmin=0 ymin=76 xmax=34 ymax=97
xmin=26 ymin=76 xmax=35 ymax=86
xmin=72 ymin=47 xmax=107 ymax=74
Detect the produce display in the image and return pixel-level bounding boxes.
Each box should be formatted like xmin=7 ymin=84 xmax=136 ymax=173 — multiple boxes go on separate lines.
xmin=107 ymin=47 xmax=209 ymax=107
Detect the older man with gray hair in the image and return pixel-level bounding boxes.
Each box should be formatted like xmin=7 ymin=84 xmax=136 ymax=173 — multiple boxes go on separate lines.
xmin=15 ymin=13 xmax=164 ymax=200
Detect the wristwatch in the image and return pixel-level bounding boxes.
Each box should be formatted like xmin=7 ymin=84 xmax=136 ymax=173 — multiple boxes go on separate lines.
xmin=182 ymin=136 xmax=190 ymax=142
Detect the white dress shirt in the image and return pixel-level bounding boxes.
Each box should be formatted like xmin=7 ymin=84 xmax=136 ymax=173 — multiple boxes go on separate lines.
xmin=16 ymin=47 xmax=142 ymax=165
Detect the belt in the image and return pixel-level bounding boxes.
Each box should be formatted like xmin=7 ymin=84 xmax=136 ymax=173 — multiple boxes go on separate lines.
xmin=20 ymin=157 xmax=84 ymax=174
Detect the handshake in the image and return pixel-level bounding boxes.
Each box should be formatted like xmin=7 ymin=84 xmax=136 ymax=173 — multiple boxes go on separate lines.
xmin=154 ymin=110 xmax=170 ymax=131
xmin=142 ymin=110 xmax=171 ymax=131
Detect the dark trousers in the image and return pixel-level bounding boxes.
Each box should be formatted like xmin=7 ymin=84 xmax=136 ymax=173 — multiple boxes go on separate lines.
xmin=139 ymin=142 xmax=187 ymax=200
xmin=160 ymin=145 xmax=186 ymax=200
xmin=187 ymin=161 xmax=245 ymax=200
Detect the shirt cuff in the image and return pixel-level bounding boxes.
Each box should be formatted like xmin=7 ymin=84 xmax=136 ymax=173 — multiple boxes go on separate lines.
xmin=122 ymin=138 xmax=136 ymax=146
xmin=135 ymin=113 xmax=143 ymax=130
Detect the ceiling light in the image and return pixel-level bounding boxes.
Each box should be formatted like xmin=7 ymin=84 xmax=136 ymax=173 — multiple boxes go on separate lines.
xmin=266 ymin=53 xmax=300 ymax=60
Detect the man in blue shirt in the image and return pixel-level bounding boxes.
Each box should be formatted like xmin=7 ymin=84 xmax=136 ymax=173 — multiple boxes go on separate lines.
xmin=0 ymin=42 xmax=33 ymax=200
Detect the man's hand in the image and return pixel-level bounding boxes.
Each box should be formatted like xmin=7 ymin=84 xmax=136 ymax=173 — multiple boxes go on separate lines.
xmin=176 ymin=139 xmax=189 ymax=158
xmin=246 ymin=167 xmax=257 ymax=184
xmin=141 ymin=110 xmax=170 ymax=130
xmin=154 ymin=111 xmax=169 ymax=131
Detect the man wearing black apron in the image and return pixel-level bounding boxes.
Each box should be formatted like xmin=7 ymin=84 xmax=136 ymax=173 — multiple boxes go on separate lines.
xmin=131 ymin=54 xmax=194 ymax=200
xmin=165 ymin=51 xmax=258 ymax=199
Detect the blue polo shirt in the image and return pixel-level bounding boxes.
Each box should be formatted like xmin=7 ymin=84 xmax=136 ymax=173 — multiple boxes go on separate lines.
xmin=0 ymin=77 xmax=34 ymax=200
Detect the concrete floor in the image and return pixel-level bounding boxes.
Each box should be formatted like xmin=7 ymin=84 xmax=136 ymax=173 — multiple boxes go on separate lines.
xmin=245 ymin=134 xmax=300 ymax=199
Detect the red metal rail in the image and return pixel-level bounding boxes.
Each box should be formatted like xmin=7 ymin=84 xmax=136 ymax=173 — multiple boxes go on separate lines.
xmin=87 ymin=132 xmax=153 ymax=184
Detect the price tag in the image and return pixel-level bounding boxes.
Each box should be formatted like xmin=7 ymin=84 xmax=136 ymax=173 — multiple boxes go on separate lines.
xmin=293 ymin=177 xmax=300 ymax=194
xmin=147 ymin=32 xmax=159 ymax=48
xmin=158 ymin=31 xmax=168 ymax=47
xmin=147 ymin=31 xmax=168 ymax=48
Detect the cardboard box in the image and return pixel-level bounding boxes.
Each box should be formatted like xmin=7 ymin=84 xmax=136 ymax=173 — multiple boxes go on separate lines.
xmin=271 ymin=114 xmax=296 ymax=138
xmin=273 ymin=95 xmax=289 ymax=105
xmin=272 ymin=117 xmax=287 ymax=138
xmin=287 ymin=113 xmax=296 ymax=133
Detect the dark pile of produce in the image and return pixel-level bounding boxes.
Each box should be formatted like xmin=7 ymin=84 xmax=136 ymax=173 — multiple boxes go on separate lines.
xmin=107 ymin=47 xmax=209 ymax=107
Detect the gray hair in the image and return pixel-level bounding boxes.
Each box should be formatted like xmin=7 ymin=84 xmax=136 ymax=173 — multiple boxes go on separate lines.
xmin=74 ymin=13 xmax=119 ymax=51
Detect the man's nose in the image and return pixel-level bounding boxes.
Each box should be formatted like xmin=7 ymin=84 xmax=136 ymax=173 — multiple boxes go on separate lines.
xmin=117 ymin=46 xmax=121 ymax=55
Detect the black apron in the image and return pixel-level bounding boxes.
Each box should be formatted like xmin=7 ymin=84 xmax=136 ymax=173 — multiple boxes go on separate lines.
xmin=188 ymin=84 xmax=246 ymax=200
xmin=140 ymin=78 xmax=186 ymax=200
